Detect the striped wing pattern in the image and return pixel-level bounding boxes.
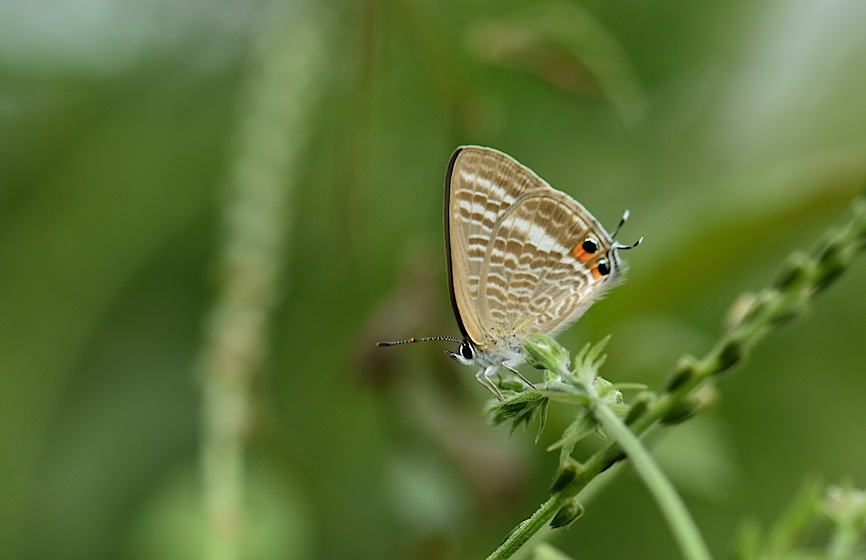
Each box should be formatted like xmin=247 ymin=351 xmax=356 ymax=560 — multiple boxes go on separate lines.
xmin=447 ymin=146 xmax=618 ymax=351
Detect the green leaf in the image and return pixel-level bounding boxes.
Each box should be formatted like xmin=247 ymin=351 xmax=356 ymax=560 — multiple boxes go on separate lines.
xmin=535 ymin=397 xmax=550 ymax=444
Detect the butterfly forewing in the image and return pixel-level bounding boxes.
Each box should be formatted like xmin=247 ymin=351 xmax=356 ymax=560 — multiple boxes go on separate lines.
xmin=446 ymin=146 xmax=620 ymax=351
xmin=446 ymin=147 xmax=525 ymax=344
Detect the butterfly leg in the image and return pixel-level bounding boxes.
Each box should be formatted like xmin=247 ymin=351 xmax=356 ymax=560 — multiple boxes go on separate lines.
xmin=501 ymin=362 xmax=537 ymax=390
xmin=475 ymin=366 xmax=504 ymax=401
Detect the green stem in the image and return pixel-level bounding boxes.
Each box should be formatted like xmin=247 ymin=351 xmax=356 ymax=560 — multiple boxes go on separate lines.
xmin=591 ymin=400 xmax=712 ymax=560
xmin=198 ymin=5 xmax=328 ymax=560
xmin=487 ymin=448 xmax=622 ymax=559
xmin=486 ymin=495 xmax=572 ymax=560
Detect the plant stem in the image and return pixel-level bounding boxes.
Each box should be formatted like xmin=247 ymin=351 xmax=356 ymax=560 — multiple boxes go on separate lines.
xmin=487 ymin=493 xmax=572 ymax=560
xmin=591 ymin=400 xmax=712 ymax=560
xmin=198 ymin=5 xmax=328 ymax=560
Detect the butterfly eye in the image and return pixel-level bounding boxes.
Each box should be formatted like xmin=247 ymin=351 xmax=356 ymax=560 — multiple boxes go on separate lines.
xmin=581 ymin=238 xmax=599 ymax=254
xmin=460 ymin=341 xmax=475 ymax=360
xmin=596 ymin=259 xmax=611 ymax=276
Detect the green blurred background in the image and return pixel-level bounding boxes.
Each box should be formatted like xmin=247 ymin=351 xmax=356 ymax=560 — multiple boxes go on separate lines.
xmin=2 ymin=0 xmax=865 ymax=558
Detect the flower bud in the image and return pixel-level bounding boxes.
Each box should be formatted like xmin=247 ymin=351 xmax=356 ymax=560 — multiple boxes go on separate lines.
xmin=524 ymin=333 xmax=571 ymax=373
xmin=666 ymin=355 xmax=700 ymax=392
xmin=550 ymin=499 xmax=585 ymax=529
xmin=550 ymin=461 xmax=584 ymax=494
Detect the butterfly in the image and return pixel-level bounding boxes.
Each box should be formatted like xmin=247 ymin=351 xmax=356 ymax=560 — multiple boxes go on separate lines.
xmin=379 ymin=146 xmax=641 ymax=399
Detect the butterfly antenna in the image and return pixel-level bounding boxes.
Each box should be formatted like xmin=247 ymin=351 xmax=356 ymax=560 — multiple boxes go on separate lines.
xmin=611 ymin=209 xmax=643 ymax=250
xmin=615 ymin=236 xmax=644 ymax=250
xmin=376 ymin=335 xmax=461 ymax=347
xmin=610 ymin=209 xmax=630 ymax=239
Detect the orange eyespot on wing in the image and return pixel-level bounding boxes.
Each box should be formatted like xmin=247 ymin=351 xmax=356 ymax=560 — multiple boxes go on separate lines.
xmin=591 ymin=258 xmax=612 ymax=279
xmin=572 ymin=237 xmax=600 ymax=263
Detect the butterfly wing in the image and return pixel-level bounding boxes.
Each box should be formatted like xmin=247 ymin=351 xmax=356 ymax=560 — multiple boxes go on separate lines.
xmin=446 ymin=146 xmax=620 ymax=349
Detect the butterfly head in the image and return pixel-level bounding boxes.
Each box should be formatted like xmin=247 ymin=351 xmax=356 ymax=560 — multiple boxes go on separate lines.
xmin=446 ymin=339 xmax=477 ymax=366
